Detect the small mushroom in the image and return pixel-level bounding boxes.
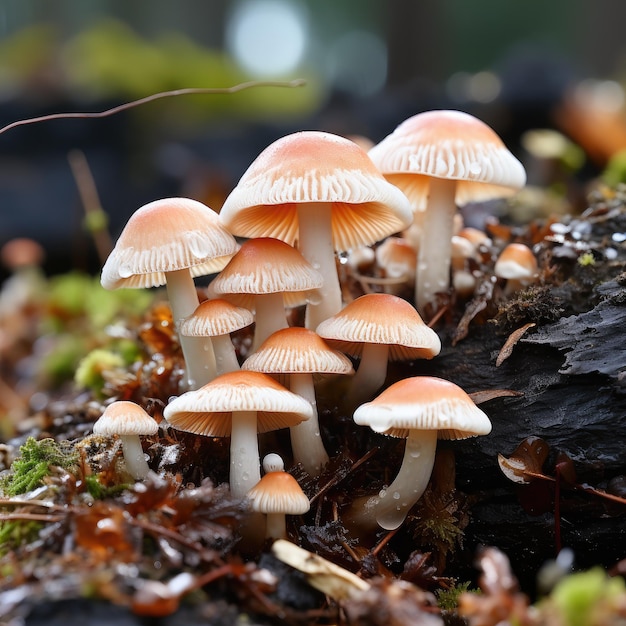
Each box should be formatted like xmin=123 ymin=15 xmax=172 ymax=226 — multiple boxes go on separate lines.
xmin=247 ymin=453 xmax=310 ymax=540
xmin=494 ymin=242 xmax=539 ymax=295
xmin=163 ymin=370 xmax=313 ymax=498
xmin=208 ymin=238 xmax=322 ymax=352
xmin=242 ymin=327 xmax=354 ymax=475
xmin=316 ymin=293 xmax=441 ymax=407
xmin=100 ymin=197 xmax=239 ymax=388
xmin=92 ymin=401 xmax=158 ymax=480
xmin=178 ymin=299 xmax=254 ymax=376
xmin=352 ymin=376 xmax=492 ymax=530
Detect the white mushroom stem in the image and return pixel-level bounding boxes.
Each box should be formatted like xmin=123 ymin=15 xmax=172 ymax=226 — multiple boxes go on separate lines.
xmin=289 ymin=373 xmax=329 ymax=475
xmin=165 ymin=268 xmax=217 ymax=388
xmin=374 ymin=429 xmax=438 ymax=530
xmin=416 ymin=178 xmax=458 ymax=315
xmin=347 ymin=343 xmax=390 ymax=407
xmin=212 ymin=333 xmax=241 ymax=375
xmin=265 ymin=512 xmax=287 ymax=540
xmin=119 ymin=434 xmax=150 ymax=480
xmin=297 ymin=203 xmax=342 ymax=330
xmin=251 ymin=292 xmax=289 ymax=352
xmin=230 ymin=410 xmax=261 ymax=498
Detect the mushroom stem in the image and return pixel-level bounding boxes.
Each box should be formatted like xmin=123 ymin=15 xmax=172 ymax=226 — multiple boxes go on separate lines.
xmin=119 ymin=434 xmax=150 ymax=480
xmin=374 ymin=429 xmax=437 ymax=530
xmin=415 ymin=178 xmax=457 ymax=315
xmin=289 ymin=372 xmax=329 ymax=475
xmin=212 ymin=333 xmax=241 ymax=375
xmin=297 ymin=203 xmax=342 ymax=329
xmin=347 ymin=343 xmax=390 ymax=407
xmin=165 ymin=268 xmax=217 ymax=388
xmin=265 ymin=512 xmax=287 ymax=540
xmin=251 ymin=292 xmax=289 ymax=352
xmin=230 ymin=410 xmax=261 ymax=498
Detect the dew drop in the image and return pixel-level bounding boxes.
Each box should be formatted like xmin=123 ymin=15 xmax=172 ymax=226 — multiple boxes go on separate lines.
xmin=188 ymin=234 xmax=210 ymax=259
xmin=392 ymin=491 xmax=401 ymax=500
xmin=119 ymin=264 xmax=134 ymax=278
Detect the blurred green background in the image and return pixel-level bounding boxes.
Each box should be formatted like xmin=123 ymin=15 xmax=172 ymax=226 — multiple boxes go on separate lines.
xmin=1 ymin=0 xmax=625 ymax=277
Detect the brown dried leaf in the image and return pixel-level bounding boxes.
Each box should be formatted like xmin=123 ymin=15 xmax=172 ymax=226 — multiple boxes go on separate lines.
xmin=495 ymin=322 xmax=536 ymax=367
xmin=452 ymin=277 xmax=495 ymax=345
xmin=469 ymin=389 xmax=524 ymax=404
xmin=497 ymin=437 xmax=552 ymax=485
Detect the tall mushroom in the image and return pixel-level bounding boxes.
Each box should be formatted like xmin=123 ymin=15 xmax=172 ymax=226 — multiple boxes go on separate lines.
xmin=92 ymin=400 xmax=158 ymax=480
xmin=352 ymin=376 xmax=492 ymax=530
xmin=179 ymin=299 xmax=254 ymax=376
xmin=162 ymin=370 xmax=313 ymax=498
xmin=101 ymin=197 xmax=239 ymax=389
xmin=242 ymin=326 xmax=354 ymax=475
xmin=316 ymin=293 xmax=441 ymax=407
xmin=368 ymin=110 xmax=526 ymax=315
xmin=208 ymin=238 xmax=323 ymax=351
xmin=219 ymin=131 xmax=413 ymax=329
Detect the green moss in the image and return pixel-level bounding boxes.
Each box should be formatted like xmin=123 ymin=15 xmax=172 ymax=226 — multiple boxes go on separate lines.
xmin=548 ymin=567 xmax=625 ymax=626
xmin=74 ymin=348 xmax=125 ymax=397
xmin=577 ymin=251 xmax=596 ymax=267
xmin=1 ymin=437 xmax=78 ymax=496
xmin=0 ymin=438 xmax=79 ymax=553
xmin=436 ymin=580 xmax=479 ymax=611
xmin=84 ymin=475 xmax=129 ymax=500
xmin=602 ymin=150 xmax=626 ymax=186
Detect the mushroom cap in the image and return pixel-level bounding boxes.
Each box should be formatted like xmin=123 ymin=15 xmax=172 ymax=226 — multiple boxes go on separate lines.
xmin=1 ymin=238 xmax=45 ymax=269
xmin=93 ymin=401 xmax=158 ymax=436
xmin=316 ymin=293 xmax=441 ymax=360
xmin=163 ymin=370 xmax=313 ymax=436
xmin=242 ymin=327 xmax=354 ymax=375
xmin=353 ymin=376 xmax=492 ymax=440
xmin=247 ymin=454 xmax=310 ymax=514
xmin=368 ymin=110 xmax=527 ymax=208
xmin=494 ymin=243 xmax=538 ymax=280
xmin=209 ymin=237 xmax=323 ymax=309
xmin=178 ymin=298 xmax=254 ymax=337
xmin=219 ymin=131 xmax=413 ymax=252
xmin=375 ymin=236 xmax=417 ymax=279
xmin=101 ymin=197 xmax=239 ymax=290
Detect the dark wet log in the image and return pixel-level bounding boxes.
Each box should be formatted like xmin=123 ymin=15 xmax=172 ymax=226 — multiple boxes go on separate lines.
xmin=383 ymin=276 xmax=626 ymax=591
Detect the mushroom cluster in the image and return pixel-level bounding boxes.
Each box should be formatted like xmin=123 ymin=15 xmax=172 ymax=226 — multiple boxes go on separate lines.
xmin=95 ymin=117 xmax=526 ymax=540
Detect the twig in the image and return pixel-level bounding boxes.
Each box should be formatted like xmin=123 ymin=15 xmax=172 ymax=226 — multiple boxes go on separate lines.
xmin=67 ymin=150 xmax=114 ymax=265
xmin=309 ymin=447 xmax=379 ymax=506
xmin=0 ymin=79 xmax=306 ymax=136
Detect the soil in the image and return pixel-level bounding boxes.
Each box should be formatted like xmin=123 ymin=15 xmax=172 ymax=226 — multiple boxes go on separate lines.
xmin=1 ymin=184 xmax=625 ymax=625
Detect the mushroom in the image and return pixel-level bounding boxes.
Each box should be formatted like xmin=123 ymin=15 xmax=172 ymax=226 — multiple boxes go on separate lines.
xmin=316 ymin=293 xmax=441 ymax=407
xmin=368 ymin=110 xmax=526 ymax=315
xmin=242 ymin=326 xmax=354 ymax=475
xmin=162 ymin=370 xmax=313 ymax=498
xmin=494 ymin=242 xmax=539 ymax=295
xmin=208 ymin=238 xmax=323 ymax=352
xmin=100 ymin=197 xmax=239 ymax=389
xmin=374 ymin=236 xmax=417 ymax=295
xmin=178 ymin=299 xmax=254 ymax=376
xmin=352 ymin=376 xmax=492 ymax=530
xmin=219 ymin=131 xmax=413 ymax=329
xmin=92 ymin=400 xmax=158 ymax=480
xmin=247 ymin=453 xmax=310 ymax=540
